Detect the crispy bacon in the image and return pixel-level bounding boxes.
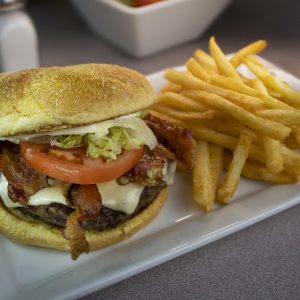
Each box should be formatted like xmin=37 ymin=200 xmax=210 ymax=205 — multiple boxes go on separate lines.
xmin=0 ymin=142 xmax=48 ymax=205
xmin=64 ymin=209 xmax=90 ymax=260
xmin=152 ymin=143 xmax=176 ymax=161
xmin=145 ymin=114 xmax=196 ymax=170
xmin=70 ymin=184 xmax=102 ymax=221
xmin=7 ymin=184 xmax=28 ymax=206
xmin=63 ymin=184 xmax=102 ymax=259
xmin=118 ymin=144 xmax=171 ymax=186
xmin=132 ymin=148 xmax=165 ymax=184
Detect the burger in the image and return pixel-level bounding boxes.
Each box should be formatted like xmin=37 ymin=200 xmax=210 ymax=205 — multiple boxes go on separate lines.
xmin=0 ymin=64 xmax=195 ymax=259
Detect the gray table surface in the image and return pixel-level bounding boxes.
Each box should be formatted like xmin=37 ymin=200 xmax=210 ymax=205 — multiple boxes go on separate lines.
xmin=28 ymin=0 xmax=300 ymax=299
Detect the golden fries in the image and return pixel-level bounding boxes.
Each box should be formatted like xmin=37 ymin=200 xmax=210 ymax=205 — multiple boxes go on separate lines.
xmin=193 ymin=141 xmax=213 ymax=212
xmin=165 ymin=69 xmax=264 ymax=110
xmin=190 ymin=125 xmax=237 ymax=150
xmin=223 ymin=154 xmax=297 ymax=184
xmin=209 ymin=37 xmax=242 ymax=82
xmin=186 ymin=58 xmax=209 ymax=82
xmin=217 ymin=134 xmax=252 ymax=204
xmin=210 ymin=73 xmax=293 ymax=109
xmin=262 ymin=136 xmax=283 ymax=173
xmin=194 ymin=49 xmax=218 ymax=74
xmin=244 ymin=58 xmax=300 ymax=107
xmin=210 ymin=145 xmax=223 ymax=200
xmin=184 ymin=90 xmax=291 ymax=140
xmin=157 ymin=92 xmax=210 ymax=112
xmin=252 ymin=78 xmax=269 ymax=96
xmin=152 ymin=37 xmax=300 ymax=212
xmin=291 ymin=127 xmax=300 ymax=147
xmin=255 ymin=109 xmax=300 ymax=125
xmin=151 ymin=105 xmax=215 ymax=121
xmin=189 ymin=119 xmax=257 ymax=139
xmin=230 ymin=40 xmax=267 ymax=68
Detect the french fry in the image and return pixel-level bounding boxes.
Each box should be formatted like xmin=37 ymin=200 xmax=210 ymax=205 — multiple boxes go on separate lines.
xmin=186 ymin=58 xmax=210 ymax=82
xmin=255 ymin=109 xmax=300 ymax=125
xmin=188 ymin=119 xmax=257 ymax=140
xmin=217 ymin=134 xmax=252 ymax=204
xmin=244 ymin=58 xmax=300 ymax=107
xmin=165 ymin=69 xmax=264 ymax=110
xmin=191 ymin=125 xmax=237 ymax=150
xmin=184 ymin=90 xmax=291 ymax=140
xmin=210 ymin=145 xmax=223 ymax=200
xmin=194 ymin=49 xmax=219 ymax=74
xmin=193 ymin=141 xmax=214 ymax=212
xmin=190 ymin=125 xmax=267 ymax=166
xmin=251 ymin=136 xmax=300 ymax=169
xmin=240 ymin=75 xmax=255 ymax=87
xmin=262 ymin=136 xmax=283 ymax=173
xmin=267 ymin=89 xmax=282 ymax=99
xmin=149 ymin=110 xmax=187 ymax=128
xmin=157 ymin=92 xmax=210 ymax=112
xmin=159 ymin=82 xmax=182 ymax=94
xmin=151 ymin=104 xmax=215 ymax=121
xmin=252 ymin=78 xmax=269 ymax=96
xmin=280 ymin=141 xmax=300 ymax=167
xmin=230 ymin=40 xmax=267 ymax=68
xmin=190 ymin=123 xmax=300 ymax=168
xmin=247 ymin=55 xmax=267 ymax=69
xmin=291 ymin=127 xmax=300 ymax=147
xmin=223 ymin=153 xmax=297 ymax=184
xmin=246 ymin=54 xmax=284 ymax=100
xmin=285 ymin=128 xmax=299 ymax=150
xmin=210 ymin=73 xmax=293 ymax=109
xmin=156 ymin=37 xmax=300 ymax=212
xmin=209 ymin=36 xmax=242 ymax=82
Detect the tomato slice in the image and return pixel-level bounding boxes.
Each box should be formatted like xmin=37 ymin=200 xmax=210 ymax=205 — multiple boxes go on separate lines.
xmin=20 ymin=141 xmax=144 ymax=184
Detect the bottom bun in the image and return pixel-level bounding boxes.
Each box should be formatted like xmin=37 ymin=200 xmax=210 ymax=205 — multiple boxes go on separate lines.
xmin=0 ymin=187 xmax=168 ymax=252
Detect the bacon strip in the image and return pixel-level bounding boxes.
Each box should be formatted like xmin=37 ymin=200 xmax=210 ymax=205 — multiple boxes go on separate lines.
xmin=117 ymin=144 xmax=172 ymax=186
xmin=64 ymin=209 xmax=90 ymax=260
xmin=145 ymin=114 xmax=196 ymax=170
xmin=63 ymin=184 xmax=102 ymax=260
xmin=0 ymin=142 xmax=48 ymax=205
xmin=132 ymin=147 xmax=165 ymax=184
xmin=70 ymin=184 xmax=102 ymax=221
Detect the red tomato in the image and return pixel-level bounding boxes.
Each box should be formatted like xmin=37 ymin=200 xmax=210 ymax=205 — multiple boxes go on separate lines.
xmin=20 ymin=141 xmax=144 ymax=184
xmin=134 ymin=0 xmax=161 ymax=7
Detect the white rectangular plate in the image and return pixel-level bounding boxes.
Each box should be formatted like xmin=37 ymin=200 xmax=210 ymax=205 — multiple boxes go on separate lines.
xmin=1 ymin=58 xmax=300 ymax=300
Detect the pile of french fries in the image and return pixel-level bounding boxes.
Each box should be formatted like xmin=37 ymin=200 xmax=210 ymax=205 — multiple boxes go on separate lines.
xmin=150 ymin=37 xmax=300 ymax=212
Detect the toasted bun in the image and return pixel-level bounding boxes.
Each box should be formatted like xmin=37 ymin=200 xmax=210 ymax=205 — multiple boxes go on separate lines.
xmin=0 ymin=188 xmax=168 ymax=252
xmin=0 ymin=64 xmax=155 ymax=137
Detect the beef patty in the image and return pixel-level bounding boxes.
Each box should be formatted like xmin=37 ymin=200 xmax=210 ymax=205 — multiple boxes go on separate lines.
xmin=16 ymin=182 xmax=166 ymax=230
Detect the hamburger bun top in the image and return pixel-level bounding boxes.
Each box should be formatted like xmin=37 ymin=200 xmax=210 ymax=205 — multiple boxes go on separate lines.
xmin=0 ymin=64 xmax=156 ymax=137
xmin=0 ymin=187 xmax=168 ymax=252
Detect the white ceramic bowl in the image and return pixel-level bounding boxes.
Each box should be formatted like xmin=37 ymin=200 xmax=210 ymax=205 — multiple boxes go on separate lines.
xmin=70 ymin=0 xmax=232 ymax=57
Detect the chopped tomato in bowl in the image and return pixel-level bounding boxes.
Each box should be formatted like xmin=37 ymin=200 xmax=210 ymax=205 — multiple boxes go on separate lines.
xmin=134 ymin=0 xmax=162 ymax=7
xmin=119 ymin=0 xmax=162 ymax=7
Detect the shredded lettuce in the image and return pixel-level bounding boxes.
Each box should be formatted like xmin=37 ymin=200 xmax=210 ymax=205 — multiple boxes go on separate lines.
xmin=52 ymin=127 xmax=147 ymax=160
xmin=50 ymin=115 xmax=157 ymax=161
xmin=86 ymin=127 xmax=142 ymax=160
xmin=51 ymin=135 xmax=84 ymax=148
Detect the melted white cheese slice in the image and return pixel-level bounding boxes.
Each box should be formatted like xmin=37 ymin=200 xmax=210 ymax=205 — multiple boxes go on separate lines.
xmin=29 ymin=183 xmax=67 ymax=206
xmin=97 ymin=180 xmax=144 ymax=215
xmin=0 ymin=160 xmax=176 ymax=213
xmin=0 ymin=174 xmax=144 ymax=214
xmin=0 ymin=175 xmax=67 ymax=208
